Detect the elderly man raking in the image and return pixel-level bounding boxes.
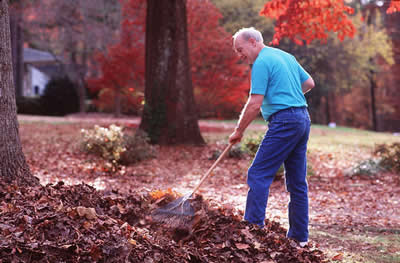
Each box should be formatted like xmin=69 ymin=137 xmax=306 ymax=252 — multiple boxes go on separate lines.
xmin=229 ymin=27 xmax=315 ymax=247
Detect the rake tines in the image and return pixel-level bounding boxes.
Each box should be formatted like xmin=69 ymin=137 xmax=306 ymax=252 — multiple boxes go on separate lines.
xmin=152 ymin=195 xmax=195 ymax=228
xmin=151 ymin=143 xmax=233 ymax=228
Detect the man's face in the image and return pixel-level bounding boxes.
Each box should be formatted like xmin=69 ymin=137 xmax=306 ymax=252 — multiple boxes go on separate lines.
xmin=234 ymin=35 xmax=256 ymax=64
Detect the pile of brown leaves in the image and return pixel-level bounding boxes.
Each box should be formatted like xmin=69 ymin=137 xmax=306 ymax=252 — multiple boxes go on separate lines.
xmin=0 ymin=181 xmax=326 ymax=262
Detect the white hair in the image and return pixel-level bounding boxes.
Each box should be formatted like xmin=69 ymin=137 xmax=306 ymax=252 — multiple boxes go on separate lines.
xmin=233 ymin=27 xmax=263 ymax=43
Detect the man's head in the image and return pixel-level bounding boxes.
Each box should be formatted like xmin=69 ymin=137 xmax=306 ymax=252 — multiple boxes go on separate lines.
xmin=233 ymin=27 xmax=265 ymax=64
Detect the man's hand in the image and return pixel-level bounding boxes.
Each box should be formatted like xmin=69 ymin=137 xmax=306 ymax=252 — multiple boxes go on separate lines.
xmin=229 ymin=130 xmax=243 ymax=145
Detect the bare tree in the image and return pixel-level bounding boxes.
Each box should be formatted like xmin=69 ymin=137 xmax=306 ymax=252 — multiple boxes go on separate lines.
xmin=23 ymin=0 xmax=122 ymax=113
xmin=0 ymin=0 xmax=39 ymax=186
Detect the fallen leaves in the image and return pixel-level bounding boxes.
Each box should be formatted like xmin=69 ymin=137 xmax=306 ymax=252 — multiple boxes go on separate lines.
xmin=16 ymin=120 xmax=400 ymax=261
xmin=0 ymin=180 xmax=327 ymax=262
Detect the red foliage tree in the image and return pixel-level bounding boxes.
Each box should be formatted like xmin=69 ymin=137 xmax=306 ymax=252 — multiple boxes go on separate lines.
xmin=187 ymin=0 xmax=249 ymax=118
xmin=260 ymin=0 xmax=356 ymax=45
xmin=261 ymin=0 xmax=399 ymax=45
xmin=387 ymin=0 xmax=400 ymax=14
xmin=87 ymin=0 xmax=145 ymax=117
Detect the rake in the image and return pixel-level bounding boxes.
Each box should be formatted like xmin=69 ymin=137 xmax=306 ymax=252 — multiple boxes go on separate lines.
xmin=152 ymin=143 xmax=233 ymax=228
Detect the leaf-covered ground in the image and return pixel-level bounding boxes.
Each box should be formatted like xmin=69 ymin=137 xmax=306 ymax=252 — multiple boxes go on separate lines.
xmin=0 ymin=181 xmax=326 ymax=262
xmin=12 ymin=114 xmax=400 ymax=262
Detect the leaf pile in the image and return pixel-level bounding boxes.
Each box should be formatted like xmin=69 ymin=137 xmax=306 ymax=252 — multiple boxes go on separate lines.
xmin=0 ymin=181 xmax=326 ymax=262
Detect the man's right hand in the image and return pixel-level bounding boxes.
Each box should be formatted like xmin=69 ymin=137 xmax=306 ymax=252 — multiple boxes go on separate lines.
xmin=229 ymin=130 xmax=243 ymax=145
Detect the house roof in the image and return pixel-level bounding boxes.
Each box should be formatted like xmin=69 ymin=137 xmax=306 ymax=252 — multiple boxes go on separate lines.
xmin=24 ymin=47 xmax=60 ymax=64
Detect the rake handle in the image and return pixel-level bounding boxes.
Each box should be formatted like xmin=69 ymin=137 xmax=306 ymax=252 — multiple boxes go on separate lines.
xmin=190 ymin=143 xmax=234 ymax=196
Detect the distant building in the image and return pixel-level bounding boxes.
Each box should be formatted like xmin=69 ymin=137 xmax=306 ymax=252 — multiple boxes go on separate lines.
xmin=23 ymin=47 xmax=64 ymax=97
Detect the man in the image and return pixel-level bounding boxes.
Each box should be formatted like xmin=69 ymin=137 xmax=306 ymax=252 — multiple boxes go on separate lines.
xmin=229 ymin=27 xmax=315 ymax=247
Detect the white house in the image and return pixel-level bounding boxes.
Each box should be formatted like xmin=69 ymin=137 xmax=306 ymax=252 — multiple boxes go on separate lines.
xmin=23 ymin=47 xmax=63 ymax=97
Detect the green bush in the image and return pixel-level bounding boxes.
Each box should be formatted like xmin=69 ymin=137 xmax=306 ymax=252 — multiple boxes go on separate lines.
xmin=120 ymin=129 xmax=155 ymax=165
xmin=208 ymin=144 xmax=245 ymax=160
xmin=241 ymin=133 xmax=264 ymax=156
xmin=16 ymin=97 xmax=44 ymax=115
xmin=41 ymin=77 xmax=80 ymax=116
xmin=375 ymin=142 xmax=400 ymax=173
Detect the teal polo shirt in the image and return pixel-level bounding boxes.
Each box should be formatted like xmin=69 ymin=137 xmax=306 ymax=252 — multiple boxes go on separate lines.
xmin=250 ymin=47 xmax=310 ymax=121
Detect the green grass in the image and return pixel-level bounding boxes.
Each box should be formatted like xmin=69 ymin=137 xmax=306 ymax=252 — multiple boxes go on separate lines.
xmin=309 ymin=125 xmax=400 ymax=153
xmin=202 ymin=120 xmax=400 ymax=154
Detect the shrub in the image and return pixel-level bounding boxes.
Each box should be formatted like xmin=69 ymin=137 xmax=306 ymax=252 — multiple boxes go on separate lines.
xmin=16 ymin=97 xmax=44 ymax=115
xmin=375 ymin=142 xmax=400 ymax=173
xmin=41 ymin=77 xmax=80 ymax=116
xmin=80 ymin=125 xmax=126 ymax=170
xmin=346 ymin=159 xmax=383 ymax=178
xmin=120 ymin=129 xmax=155 ymax=165
xmin=208 ymin=144 xmax=245 ymax=160
xmin=80 ymin=125 xmax=155 ymax=170
xmin=241 ymin=133 xmax=264 ymax=157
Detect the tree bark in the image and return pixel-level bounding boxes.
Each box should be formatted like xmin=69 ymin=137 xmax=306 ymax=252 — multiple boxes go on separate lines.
xmin=70 ymin=50 xmax=87 ymax=113
xmin=325 ymin=95 xmax=331 ymax=125
xmin=0 ymin=0 xmax=39 ymax=186
xmin=139 ymin=0 xmax=204 ymax=145
xmin=369 ymin=69 xmax=377 ymax=131
xmin=9 ymin=4 xmax=23 ymax=98
xmin=114 ymin=87 xmax=121 ymax=118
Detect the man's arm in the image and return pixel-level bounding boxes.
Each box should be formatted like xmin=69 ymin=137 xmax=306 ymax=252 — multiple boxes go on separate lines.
xmin=229 ymin=94 xmax=264 ymax=144
xmin=302 ymin=77 xmax=315 ymax=94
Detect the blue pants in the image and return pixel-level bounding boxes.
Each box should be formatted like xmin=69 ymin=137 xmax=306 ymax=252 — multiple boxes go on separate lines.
xmin=244 ymin=107 xmax=311 ymax=242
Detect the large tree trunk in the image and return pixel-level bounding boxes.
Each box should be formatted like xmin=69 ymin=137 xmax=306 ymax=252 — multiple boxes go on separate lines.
xmin=0 ymin=0 xmax=39 ymax=186
xmin=139 ymin=0 xmax=204 ymax=145
xmin=9 ymin=5 xmax=23 ymax=98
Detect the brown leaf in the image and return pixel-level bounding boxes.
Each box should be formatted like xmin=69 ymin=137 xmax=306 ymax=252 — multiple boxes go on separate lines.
xmin=76 ymin=206 xmax=97 ymax=220
xmin=235 ymin=243 xmax=250 ymax=250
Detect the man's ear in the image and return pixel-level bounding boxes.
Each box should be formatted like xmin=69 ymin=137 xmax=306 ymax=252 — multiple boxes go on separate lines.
xmin=249 ymin=38 xmax=257 ymax=46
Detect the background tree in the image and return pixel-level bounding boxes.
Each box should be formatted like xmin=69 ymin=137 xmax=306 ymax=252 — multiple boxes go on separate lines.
xmin=187 ymin=0 xmax=249 ymax=119
xmin=87 ymin=0 xmax=145 ymax=117
xmin=90 ymin=0 xmax=250 ymax=120
xmin=139 ymin=0 xmax=204 ymax=145
xmin=214 ymin=0 xmax=395 ymax=127
xmin=23 ymin=0 xmax=122 ymax=113
xmin=0 ymin=0 xmax=38 ymax=186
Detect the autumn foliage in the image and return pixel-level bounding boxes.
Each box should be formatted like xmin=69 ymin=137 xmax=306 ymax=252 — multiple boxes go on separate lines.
xmin=387 ymin=0 xmax=400 ymax=14
xmin=260 ymin=0 xmax=399 ymax=45
xmin=87 ymin=0 xmax=146 ymax=115
xmin=260 ymin=0 xmax=356 ymax=45
xmin=187 ymin=0 xmax=249 ymax=118
xmin=88 ymin=0 xmax=249 ymax=118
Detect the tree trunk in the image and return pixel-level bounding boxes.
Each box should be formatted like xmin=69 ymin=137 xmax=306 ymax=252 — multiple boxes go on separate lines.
xmin=0 ymin=0 xmax=39 ymax=186
xmin=114 ymin=88 xmax=121 ymax=118
xmin=9 ymin=5 xmax=23 ymax=98
xmin=325 ymin=95 xmax=331 ymax=124
xmin=139 ymin=0 xmax=204 ymax=145
xmin=369 ymin=69 xmax=377 ymax=131
xmin=70 ymin=51 xmax=86 ymax=114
